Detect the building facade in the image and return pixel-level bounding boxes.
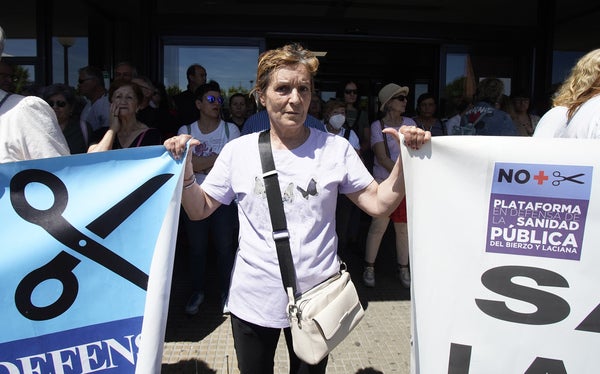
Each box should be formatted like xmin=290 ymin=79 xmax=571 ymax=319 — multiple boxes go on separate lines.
xmin=1 ymin=0 xmax=598 ymax=120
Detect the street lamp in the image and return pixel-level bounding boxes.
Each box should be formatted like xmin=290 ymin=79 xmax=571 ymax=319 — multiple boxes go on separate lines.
xmin=57 ymin=37 xmax=76 ymax=85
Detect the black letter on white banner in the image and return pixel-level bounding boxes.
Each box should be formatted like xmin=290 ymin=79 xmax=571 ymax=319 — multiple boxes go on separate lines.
xmin=448 ymin=343 xmax=471 ymax=374
xmin=524 ymin=357 xmax=567 ymax=374
xmin=476 ymin=266 xmax=570 ymax=325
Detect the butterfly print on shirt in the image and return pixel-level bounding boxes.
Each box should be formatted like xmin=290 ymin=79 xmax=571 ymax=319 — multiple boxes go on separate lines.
xmin=297 ymin=178 xmax=318 ymax=199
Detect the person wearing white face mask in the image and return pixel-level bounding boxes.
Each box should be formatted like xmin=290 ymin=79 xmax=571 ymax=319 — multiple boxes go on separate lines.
xmin=324 ymin=99 xmax=360 ymax=153
xmin=324 ymin=99 xmax=362 ymax=257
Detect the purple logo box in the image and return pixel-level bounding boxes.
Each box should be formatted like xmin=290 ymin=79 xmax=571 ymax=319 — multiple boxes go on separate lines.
xmin=486 ymin=163 xmax=593 ymax=261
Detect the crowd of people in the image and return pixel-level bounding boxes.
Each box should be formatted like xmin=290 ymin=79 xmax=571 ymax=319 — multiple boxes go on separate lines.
xmin=4 ymin=20 xmax=600 ymax=372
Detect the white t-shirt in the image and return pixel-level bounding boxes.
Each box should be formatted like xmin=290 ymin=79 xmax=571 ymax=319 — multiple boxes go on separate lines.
xmin=85 ymin=93 xmax=110 ymax=131
xmin=0 ymin=90 xmax=69 ymax=163
xmin=445 ymin=114 xmax=461 ymax=135
xmin=533 ymin=106 xmax=568 ymax=138
xmin=201 ymin=129 xmax=373 ymax=328
xmin=329 ymin=128 xmax=360 ymax=151
xmin=178 ymin=120 xmax=240 ymax=183
xmin=557 ymin=95 xmax=600 ymax=138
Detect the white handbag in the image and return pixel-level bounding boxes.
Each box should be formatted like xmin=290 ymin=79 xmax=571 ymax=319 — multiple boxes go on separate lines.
xmin=258 ymin=131 xmax=365 ymax=365
xmin=287 ymin=264 xmax=364 ymax=364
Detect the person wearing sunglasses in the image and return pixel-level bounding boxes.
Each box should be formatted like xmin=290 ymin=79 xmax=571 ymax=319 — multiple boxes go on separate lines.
xmin=41 ymin=83 xmax=90 ymax=154
xmin=340 ymin=80 xmax=370 ymax=159
xmin=78 ymin=65 xmax=110 ymax=133
xmin=337 ymin=80 xmax=372 ymax=255
xmin=176 ymin=80 xmax=241 ymax=317
xmin=363 ymin=83 xmax=416 ymax=290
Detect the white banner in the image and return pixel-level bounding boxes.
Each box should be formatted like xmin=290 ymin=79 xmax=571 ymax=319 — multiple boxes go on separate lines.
xmin=403 ymin=136 xmax=600 ymax=373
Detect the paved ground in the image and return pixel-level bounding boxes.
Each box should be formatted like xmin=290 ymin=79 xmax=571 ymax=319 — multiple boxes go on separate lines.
xmin=161 ymin=217 xmax=413 ymax=374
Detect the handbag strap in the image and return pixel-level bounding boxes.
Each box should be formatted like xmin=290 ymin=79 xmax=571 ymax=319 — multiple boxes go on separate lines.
xmin=379 ymin=118 xmax=391 ymax=158
xmin=258 ymin=130 xmax=298 ymax=296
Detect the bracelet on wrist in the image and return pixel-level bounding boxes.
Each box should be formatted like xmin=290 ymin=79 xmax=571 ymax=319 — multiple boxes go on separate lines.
xmin=184 ymin=173 xmax=195 ymax=183
xmin=183 ymin=175 xmax=196 ymax=190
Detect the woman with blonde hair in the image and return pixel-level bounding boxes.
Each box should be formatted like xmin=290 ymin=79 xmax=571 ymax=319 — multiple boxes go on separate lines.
xmin=534 ymin=48 xmax=600 ymax=138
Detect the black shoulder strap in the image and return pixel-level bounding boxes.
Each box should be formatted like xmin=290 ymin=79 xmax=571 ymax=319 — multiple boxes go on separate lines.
xmin=258 ymin=131 xmax=297 ymax=295
xmin=343 ymin=127 xmax=351 ymax=140
xmin=0 ymin=92 xmax=12 ymax=110
xmin=379 ymin=119 xmax=391 ymax=158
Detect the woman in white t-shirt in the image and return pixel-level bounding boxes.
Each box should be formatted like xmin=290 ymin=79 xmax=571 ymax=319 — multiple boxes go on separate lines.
xmin=534 ymin=48 xmax=600 ymax=139
xmin=165 ymin=43 xmax=431 ymax=374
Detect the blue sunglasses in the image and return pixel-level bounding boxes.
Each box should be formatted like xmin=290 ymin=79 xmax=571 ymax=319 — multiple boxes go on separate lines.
xmin=205 ymin=95 xmax=224 ymax=105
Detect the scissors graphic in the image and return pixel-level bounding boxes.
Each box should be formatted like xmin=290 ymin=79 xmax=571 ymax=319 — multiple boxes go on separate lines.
xmin=552 ymin=171 xmax=584 ymax=186
xmin=10 ymin=169 xmax=173 ymax=321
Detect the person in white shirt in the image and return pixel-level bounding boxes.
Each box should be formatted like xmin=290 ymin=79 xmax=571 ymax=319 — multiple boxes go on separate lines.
xmin=323 ymin=99 xmax=360 ymax=152
xmin=534 ymin=48 xmax=600 ymax=139
xmin=0 ymin=25 xmax=69 ymax=163
xmin=78 ymin=65 xmax=110 ymax=133
xmin=176 ymin=81 xmax=241 ymax=317
xmin=164 ymin=43 xmax=431 ymax=373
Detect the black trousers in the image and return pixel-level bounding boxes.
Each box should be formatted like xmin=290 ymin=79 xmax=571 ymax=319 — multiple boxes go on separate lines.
xmin=231 ymin=314 xmax=328 ymax=374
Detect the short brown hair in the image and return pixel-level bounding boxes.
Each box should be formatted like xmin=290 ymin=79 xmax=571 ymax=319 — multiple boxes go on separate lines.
xmin=108 ymin=80 xmax=144 ymax=103
xmin=251 ymin=43 xmax=319 ymax=99
xmin=323 ymin=99 xmax=345 ymax=121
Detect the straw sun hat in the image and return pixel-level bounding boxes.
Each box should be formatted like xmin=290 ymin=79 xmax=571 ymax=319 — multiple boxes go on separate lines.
xmin=378 ymin=83 xmax=409 ymax=111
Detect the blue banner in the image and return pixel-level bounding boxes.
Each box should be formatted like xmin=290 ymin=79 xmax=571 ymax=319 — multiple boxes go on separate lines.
xmin=0 ymin=146 xmax=184 ymax=373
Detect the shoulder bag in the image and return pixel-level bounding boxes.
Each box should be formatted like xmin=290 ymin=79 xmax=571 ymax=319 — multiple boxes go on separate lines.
xmin=258 ymin=130 xmax=364 ymax=365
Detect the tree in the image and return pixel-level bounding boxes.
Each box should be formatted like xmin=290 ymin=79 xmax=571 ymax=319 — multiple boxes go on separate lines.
xmin=13 ymin=65 xmax=30 ymax=94
xmin=444 ymin=76 xmax=467 ymax=100
xmin=166 ymin=84 xmax=181 ymax=97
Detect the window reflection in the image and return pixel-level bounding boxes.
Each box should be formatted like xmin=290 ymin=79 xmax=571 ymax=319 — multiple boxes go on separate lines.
xmin=2 ymin=39 xmax=37 ymax=57
xmin=52 ymin=37 xmax=88 ymax=86
xmin=163 ymin=44 xmax=259 ymax=97
xmin=445 ymin=53 xmax=476 ymax=100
